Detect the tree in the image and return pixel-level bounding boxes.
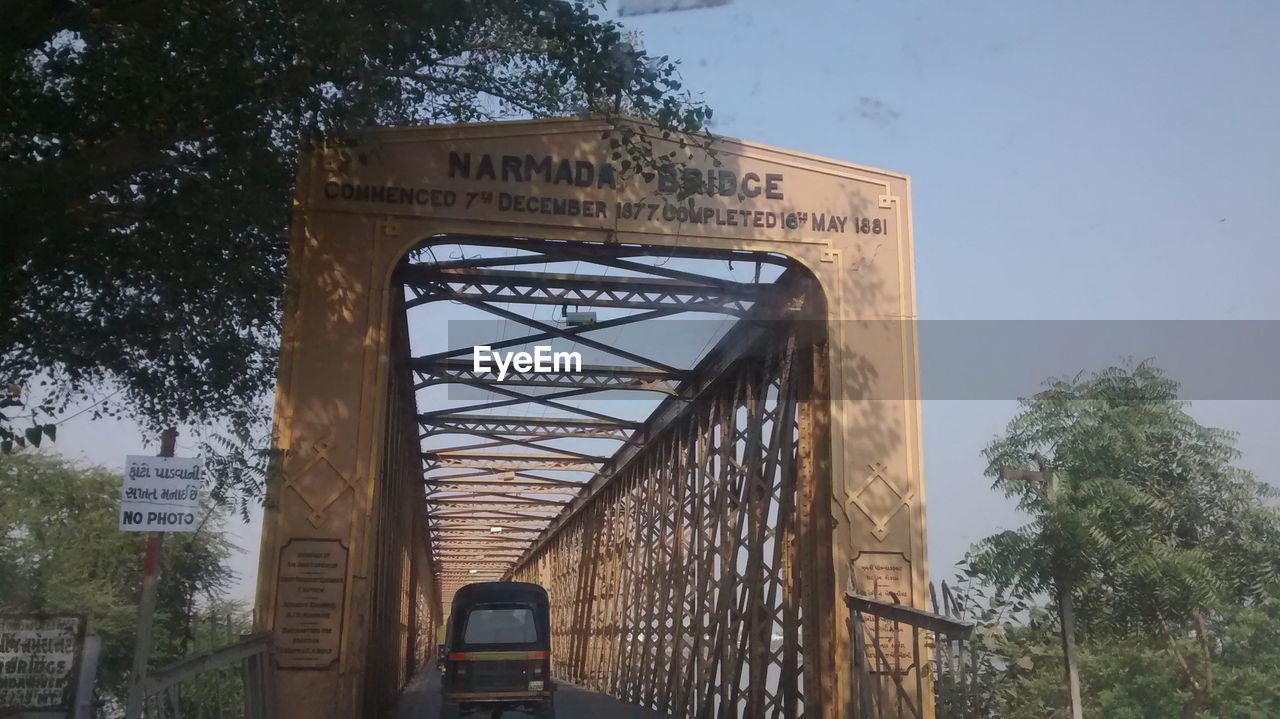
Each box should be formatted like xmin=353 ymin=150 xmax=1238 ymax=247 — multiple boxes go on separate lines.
xmin=0 ymin=1 xmax=712 ymax=492
xmin=0 ymin=451 xmax=237 ymax=712
xmin=955 ymin=589 xmax=1280 ymax=719
xmin=972 ymin=361 xmax=1280 ymax=717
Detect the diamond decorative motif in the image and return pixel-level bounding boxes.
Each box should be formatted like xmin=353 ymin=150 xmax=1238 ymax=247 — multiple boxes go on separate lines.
xmin=284 ymin=437 xmax=360 ymax=528
xmin=845 ymin=462 xmax=914 ymax=541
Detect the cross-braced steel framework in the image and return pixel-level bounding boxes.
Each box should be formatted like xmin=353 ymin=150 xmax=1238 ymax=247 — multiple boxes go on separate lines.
xmin=398 ymin=236 xmax=828 ymax=717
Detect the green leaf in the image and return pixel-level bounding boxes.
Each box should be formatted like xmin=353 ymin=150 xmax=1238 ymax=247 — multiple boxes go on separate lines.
xmin=25 ymin=427 xmax=41 ymax=448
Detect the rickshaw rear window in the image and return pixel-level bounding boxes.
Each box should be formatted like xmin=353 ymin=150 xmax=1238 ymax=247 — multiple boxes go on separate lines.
xmin=461 ymin=605 xmax=538 ymax=645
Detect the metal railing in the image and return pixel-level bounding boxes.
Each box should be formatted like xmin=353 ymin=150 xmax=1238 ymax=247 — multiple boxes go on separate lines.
xmin=847 ymin=585 xmax=976 ymax=719
xmin=138 ymin=632 xmax=276 ymax=719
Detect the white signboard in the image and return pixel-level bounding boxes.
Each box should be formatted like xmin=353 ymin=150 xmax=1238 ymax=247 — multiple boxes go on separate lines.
xmin=118 ymin=455 xmax=202 ymax=532
xmin=0 ymin=614 xmax=85 ymax=714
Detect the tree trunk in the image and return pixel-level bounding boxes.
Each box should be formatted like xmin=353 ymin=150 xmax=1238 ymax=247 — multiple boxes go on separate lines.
xmin=1056 ymin=575 xmax=1084 ymax=719
xmin=1178 ymin=609 xmax=1213 ymax=719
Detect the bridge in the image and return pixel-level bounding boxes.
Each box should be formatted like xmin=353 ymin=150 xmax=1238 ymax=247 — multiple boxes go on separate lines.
xmin=251 ymin=119 xmax=932 ymax=718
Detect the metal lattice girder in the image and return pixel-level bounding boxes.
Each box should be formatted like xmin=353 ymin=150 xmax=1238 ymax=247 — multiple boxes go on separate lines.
xmin=424 ymin=452 xmax=604 ymax=473
xmin=411 ymin=358 xmax=682 ymax=394
xmin=412 ymin=304 xmax=680 ymax=365
xmin=427 ymin=482 xmax=582 ymax=495
xmin=432 ymin=542 xmax=532 ymax=547
xmin=433 ymin=525 xmax=542 ymax=532
xmin=508 ymin=332 xmax=819 ymax=718
xmin=427 ymin=491 xmax=572 ymax=503
xmin=421 ymin=414 xmax=637 ymax=441
xmin=432 ymin=518 xmax=550 ymax=527
xmin=434 ymin=549 xmax=532 ymax=557
xmin=428 ymin=496 xmax=569 ymax=506
xmin=430 ymin=515 xmax=553 ymax=524
xmin=433 ymin=533 xmax=543 ymax=542
xmin=423 ymin=438 xmax=608 ymax=463
xmin=430 ymin=528 xmax=549 ymax=536
xmin=396 ymin=241 xmax=825 ymax=717
xmin=439 ymin=576 xmax=503 ymax=582
xmin=430 ymin=498 xmax=565 ymax=509
xmin=419 ymin=380 xmax=636 ymax=427
xmin=425 ymin=470 xmax=585 ymax=485
xmin=401 ymin=266 xmax=767 ymax=316
xmin=412 ymin=235 xmax=792 ymax=283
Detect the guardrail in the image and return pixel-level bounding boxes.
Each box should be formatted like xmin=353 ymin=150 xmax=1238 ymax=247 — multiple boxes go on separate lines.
xmin=846 ymin=589 xmax=976 ymax=719
xmin=139 ymin=632 xmax=276 ymax=718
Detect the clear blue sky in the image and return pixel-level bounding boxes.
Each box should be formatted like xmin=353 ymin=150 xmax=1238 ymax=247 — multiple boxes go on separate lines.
xmin=52 ymin=0 xmax=1280 ymax=599
xmin=613 ymin=0 xmax=1280 ymax=578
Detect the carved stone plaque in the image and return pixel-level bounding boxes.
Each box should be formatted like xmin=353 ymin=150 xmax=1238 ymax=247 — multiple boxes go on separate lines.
xmin=851 ymin=551 xmax=914 ymax=674
xmin=274 ymin=539 xmax=348 ymax=670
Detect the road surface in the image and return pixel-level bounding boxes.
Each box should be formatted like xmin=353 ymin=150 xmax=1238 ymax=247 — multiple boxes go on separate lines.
xmin=396 ymin=666 xmax=668 ymax=719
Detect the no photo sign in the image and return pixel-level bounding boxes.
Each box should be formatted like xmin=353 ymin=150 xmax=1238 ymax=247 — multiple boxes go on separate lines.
xmin=118 ymin=455 xmax=202 ymax=532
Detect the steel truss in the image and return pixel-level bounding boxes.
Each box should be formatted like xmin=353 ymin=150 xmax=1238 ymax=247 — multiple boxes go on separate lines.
xmin=510 ymin=334 xmax=824 ymax=718
xmin=399 ymin=236 xmax=825 ymax=718
xmin=403 ymin=238 xmax=798 ymax=600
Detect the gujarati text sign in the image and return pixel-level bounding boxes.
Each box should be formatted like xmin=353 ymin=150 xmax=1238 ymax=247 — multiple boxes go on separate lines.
xmin=118 ymin=455 xmax=202 ymax=532
xmin=0 ymin=615 xmax=85 ymax=714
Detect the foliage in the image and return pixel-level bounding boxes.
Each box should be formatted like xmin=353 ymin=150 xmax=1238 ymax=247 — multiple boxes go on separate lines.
xmin=936 ymin=561 xmax=1063 ymax=717
xmin=0 ymin=381 xmax=57 ymax=454
xmin=0 ymin=452 xmax=237 ymax=712
xmin=158 ymin=602 xmax=256 ymax=718
xmin=967 ymin=361 xmax=1280 ymax=716
xmin=0 ymin=1 xmax=713 ymax=497
xmin=951 ymin=584 xmax=1280 ymax=719
xmin=975 ymin=362 xmax=1280 ymax=627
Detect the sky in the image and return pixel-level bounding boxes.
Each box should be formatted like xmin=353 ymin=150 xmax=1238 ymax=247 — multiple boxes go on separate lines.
xmin=49 ymin=0 xmax=1280 ymax=602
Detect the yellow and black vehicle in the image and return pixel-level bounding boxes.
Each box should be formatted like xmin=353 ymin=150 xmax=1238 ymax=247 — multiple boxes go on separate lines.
xmin=440 ymin=581 xmax=554 ymax=718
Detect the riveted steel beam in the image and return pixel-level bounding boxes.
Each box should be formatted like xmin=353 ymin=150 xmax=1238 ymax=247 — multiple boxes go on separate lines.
xmin=412 ymin=358 xmax=682 ymax=394
xmin=401 ymin=266 xmax=766 ymax=316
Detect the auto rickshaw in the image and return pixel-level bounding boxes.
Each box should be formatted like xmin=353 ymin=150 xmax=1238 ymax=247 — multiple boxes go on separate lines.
xmin=439 ymin=581 xmax=554 ymax=718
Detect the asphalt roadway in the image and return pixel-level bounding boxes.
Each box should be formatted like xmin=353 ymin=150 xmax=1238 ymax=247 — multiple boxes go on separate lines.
xmin=396 ymin=666 xmax=667 ymax=719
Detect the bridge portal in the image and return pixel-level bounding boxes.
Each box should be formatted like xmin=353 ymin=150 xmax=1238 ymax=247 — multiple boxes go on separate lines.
xmin=255 ymin=119 xmax=926 ymax=718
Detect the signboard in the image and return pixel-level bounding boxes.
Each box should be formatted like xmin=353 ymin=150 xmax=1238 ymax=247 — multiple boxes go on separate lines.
xmin=0 ymin=615 xmax=85 ymax=716
xmin=118 ymin=455 xmax=201 ymax=532
xmin=273 ymin=539 xmax=349 ymax=670
xmin=851 ymin=551 xmax=914 ymax=674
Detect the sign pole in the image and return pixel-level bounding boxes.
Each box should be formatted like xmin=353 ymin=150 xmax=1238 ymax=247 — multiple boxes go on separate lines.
xmin=74 ymin=635 xmax=101 ymax=719
xmin=124 ymin=427 xmax=177 ymax=719
xmin=1000 ymin=464 xmax=1084 ymax=719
